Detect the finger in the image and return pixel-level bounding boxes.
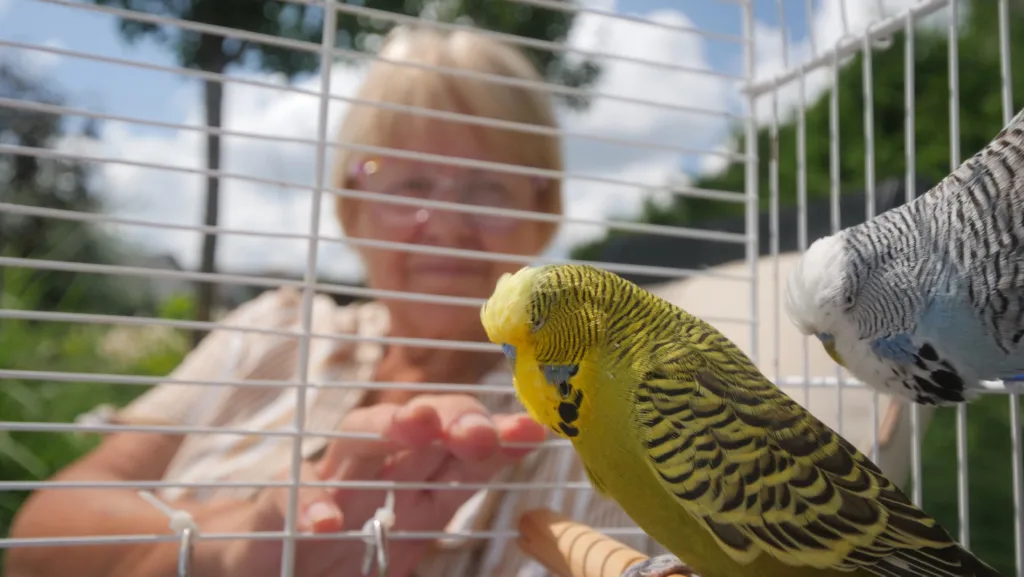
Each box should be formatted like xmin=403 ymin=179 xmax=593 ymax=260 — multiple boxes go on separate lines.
xmin=394 ymin=413 xmax=543 ymax=482
xmin=262 ymin=460 xmax=343 ymax=534
xmin=359 ymin=412 xmax=544 ymax=488
xmin=456 ymin=412 xmax=547 ymax=477
xmin=403 ymin=394 xmax=500 ymax=462
xmin=377 ymin=420 xmax=533 ymax=519
xmin=317 ymin=401 xmax=444 ymax=479
xmin=375 ymin=453 xmax=493 ymax=536
xmin=328 ymin=403 xmax=469 ymax=532
xmin=403 ymin=413 xmax=547 ymax=514
xmin=492 ymin=412 xmax=549 ymax=458
xmin=434 ymin=416 xmax=544 ymax=487
xmin=334 ymin=445 xmax=453 ymax=532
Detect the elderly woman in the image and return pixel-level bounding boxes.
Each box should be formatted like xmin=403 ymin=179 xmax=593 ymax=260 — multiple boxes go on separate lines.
xmin=7 ymin=25 xmax=655 ymax=577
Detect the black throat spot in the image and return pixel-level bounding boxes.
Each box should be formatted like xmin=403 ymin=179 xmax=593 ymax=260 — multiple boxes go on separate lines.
xmin=905 ymin=342 xmax=968 ymax=404
xmin=556 ymin=385 xmax=584 ymax=438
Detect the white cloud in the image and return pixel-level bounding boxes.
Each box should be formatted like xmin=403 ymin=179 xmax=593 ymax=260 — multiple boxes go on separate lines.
xmin=549 ymin=4 xmax=731 ymax=258
xmin=14 ymin=38 xmax=64 ymax=76
xmin=61 ymin=1 xmax=953 ymax=283
xmin=62 ymin=2 xmax=732 ymax=283
xmin=697 ymin=141 xmax=736 ymax=179
xmin=748 ymin=0 xmax=962 ymax=126
xmin=545 ymin=154 xmax=684 ymax=258
xmin=73 ymin=66 xmax=371 ymax=281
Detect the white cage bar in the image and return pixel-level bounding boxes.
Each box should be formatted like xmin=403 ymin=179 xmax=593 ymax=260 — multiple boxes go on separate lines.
xmin=2 ymin=1 xmax=1022 ymax=576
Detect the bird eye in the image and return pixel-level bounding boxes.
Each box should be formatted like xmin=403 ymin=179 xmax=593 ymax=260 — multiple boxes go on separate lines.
xmin=531 ymin=318 xmax=545 ymax=331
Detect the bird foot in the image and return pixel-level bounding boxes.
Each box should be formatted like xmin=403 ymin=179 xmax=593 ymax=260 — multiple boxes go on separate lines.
xmin=621 ymin=554 xmax=698 ymax=577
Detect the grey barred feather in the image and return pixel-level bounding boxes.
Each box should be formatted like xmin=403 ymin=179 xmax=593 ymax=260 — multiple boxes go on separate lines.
xmin=788 ymin=107 xmax=1024 ymax=405
xmin=845 ymin=107 xmax=1024 ymax=345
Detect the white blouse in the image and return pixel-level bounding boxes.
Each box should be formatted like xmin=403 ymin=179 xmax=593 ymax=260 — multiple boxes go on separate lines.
xmin=92 ymin=286 xmax=662 ymax=577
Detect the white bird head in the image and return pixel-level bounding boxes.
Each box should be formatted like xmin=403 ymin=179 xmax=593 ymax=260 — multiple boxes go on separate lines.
xmin=784 ymin=234 xmax=851 ymax=366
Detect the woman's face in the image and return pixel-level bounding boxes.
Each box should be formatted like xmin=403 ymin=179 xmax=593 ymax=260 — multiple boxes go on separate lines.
xmin=345 ymin=121 xmax=554 ymax=332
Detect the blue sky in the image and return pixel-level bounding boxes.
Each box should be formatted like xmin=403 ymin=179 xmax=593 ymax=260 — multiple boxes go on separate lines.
xmin=1 ymin=0 xmax=815 ymax=138
xmin=1 ymin=0 xmax=859 ymax=279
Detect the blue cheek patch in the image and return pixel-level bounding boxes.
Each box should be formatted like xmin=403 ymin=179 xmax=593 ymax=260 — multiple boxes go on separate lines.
xmin=870 ymin=333 xmax=917 ymax=365
xmin=501 ymin=343 xmax=517 ymax=372
xmin=815 ymin=332 xmax=834 ymax=344
xmin=541 ymin=364 xmax=579 ymax=385
xmin=501 ymin=343 xmax=516 ymax=362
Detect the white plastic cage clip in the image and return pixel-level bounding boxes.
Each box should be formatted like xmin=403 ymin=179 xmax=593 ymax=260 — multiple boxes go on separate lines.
xmin=361 ymin=489 xmax=396 ymax=577
xmin=137 ymin=490 xmax=199 ymax=577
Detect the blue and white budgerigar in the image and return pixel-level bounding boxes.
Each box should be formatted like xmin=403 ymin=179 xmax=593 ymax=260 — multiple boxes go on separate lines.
xmin=785 ymin=106 xmax=1024 ymax=406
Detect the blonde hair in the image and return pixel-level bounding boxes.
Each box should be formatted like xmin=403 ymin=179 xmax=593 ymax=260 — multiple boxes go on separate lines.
xmin=331 ymin=25 xmax=563 ymax=249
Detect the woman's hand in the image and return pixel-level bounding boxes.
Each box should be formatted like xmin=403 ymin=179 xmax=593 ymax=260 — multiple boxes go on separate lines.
xmin=200 ymin=394 xmax=546 ymax=577
xmin=322 ymin=394 xmax=547 ymax=577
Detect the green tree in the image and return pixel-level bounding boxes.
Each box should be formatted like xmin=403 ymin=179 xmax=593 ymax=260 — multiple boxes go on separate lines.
xmin=90 ymin=0 xmax=600 ymax=341
xmin=571 ymin=3 xmax=1024 ymax=262
xmin=0 ymin=60 xmax=155 ymax=316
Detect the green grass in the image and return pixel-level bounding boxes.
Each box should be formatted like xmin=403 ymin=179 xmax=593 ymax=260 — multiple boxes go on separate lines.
xmin=918 ymin=394 xmax=1024 ymax=575
xmin=0 ymin=270 xmax=190 ymax=573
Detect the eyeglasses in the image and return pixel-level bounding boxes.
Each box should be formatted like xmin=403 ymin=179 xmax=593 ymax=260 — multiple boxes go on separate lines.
xmin=349 ymin=155 xmax=550 ymax=233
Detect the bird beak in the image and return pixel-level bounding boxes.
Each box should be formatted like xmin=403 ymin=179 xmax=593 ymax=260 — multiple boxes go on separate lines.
xmin=822 ymin=339 xmax=845 ymax=367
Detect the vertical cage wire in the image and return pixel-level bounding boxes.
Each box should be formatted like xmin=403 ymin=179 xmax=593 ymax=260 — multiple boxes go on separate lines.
xmin=903 ymin=8 xmax=924 ymax=510
xmin=769 ymin=83 xmax=781 ymax=384
xmin=279 ymin=3 xmax=338 ymax=574
xmin=768 ymin=0 xmax=788 ymax=387
xmin=828 ymin=42 xmax=845 ymax=436
xmin=5 ymin=1 xmax=1024 ymax=576
xmin=996 ymin=0 xmax=1024 ymax=573
xmin=860 ymin=33 xmax=881 ymax=464
xmin=946 ymin=0 xmax=972 ymax=550
xmin=743 ymin=0 xmax=761 ymax=367
xmin=795 ymin=45 xmax=811 ymax=411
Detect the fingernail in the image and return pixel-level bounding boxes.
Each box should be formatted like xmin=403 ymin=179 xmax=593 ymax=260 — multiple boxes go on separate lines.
xmin=452 ymin=412 xmax=495 ymax=434
xmin=395 ymin=403 xmax=419 ymax=421
xmin=305 ymin=501 xmax=340 ymax=525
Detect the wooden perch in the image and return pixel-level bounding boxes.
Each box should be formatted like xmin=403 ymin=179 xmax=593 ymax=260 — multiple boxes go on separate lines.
xmin=517 ymin=508 xmax=688 ymax=577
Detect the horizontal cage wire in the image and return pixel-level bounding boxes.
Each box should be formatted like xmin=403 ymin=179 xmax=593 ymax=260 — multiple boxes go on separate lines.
xmin=0 ymin=0 xmax=1022 ymax=577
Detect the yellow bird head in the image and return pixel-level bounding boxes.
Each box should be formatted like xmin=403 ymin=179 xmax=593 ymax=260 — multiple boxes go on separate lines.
xmin=481 ymin=264 xmax=606 ymax=440
xmin=480 ymin=265 xmax=544 ymax=355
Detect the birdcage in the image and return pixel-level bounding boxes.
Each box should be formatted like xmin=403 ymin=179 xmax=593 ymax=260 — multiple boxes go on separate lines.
xmin=1 ymin=0 xmax=1022 ymax=576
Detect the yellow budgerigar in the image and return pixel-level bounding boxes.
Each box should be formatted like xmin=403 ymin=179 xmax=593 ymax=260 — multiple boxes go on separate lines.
xmin=481 ymin=264 xmax=999 ymax=577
